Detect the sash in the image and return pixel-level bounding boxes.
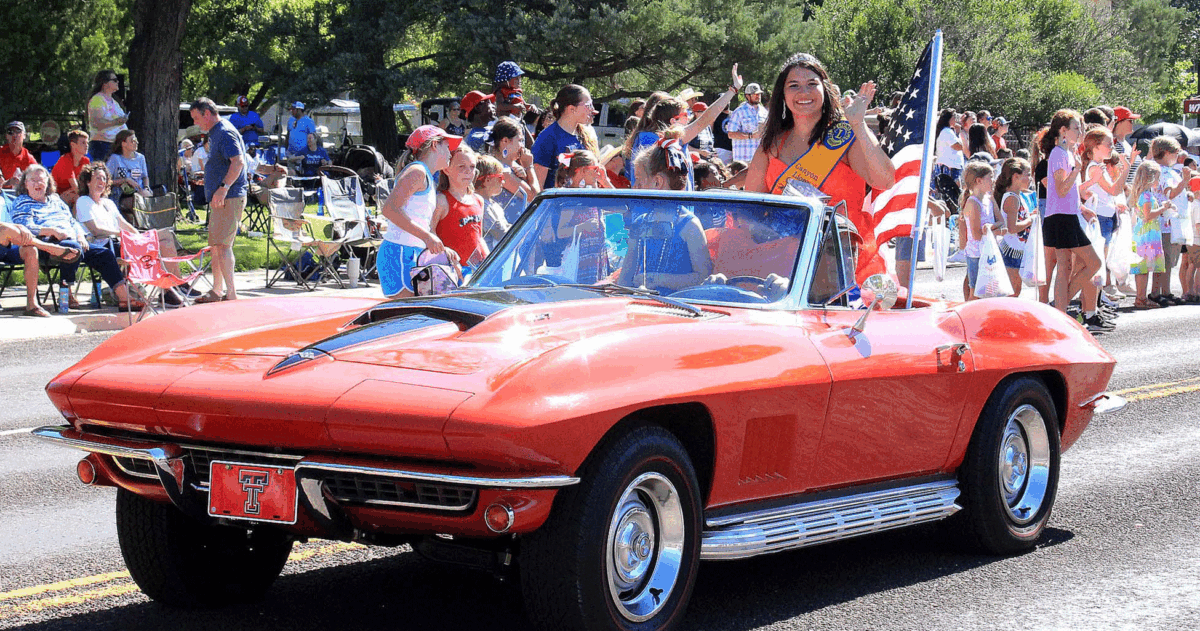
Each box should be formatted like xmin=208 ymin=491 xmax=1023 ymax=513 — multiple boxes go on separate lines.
xmin=770 ymin=120 xmax=856 ymax=195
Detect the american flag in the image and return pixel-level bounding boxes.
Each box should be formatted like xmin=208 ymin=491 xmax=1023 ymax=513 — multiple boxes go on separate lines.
xmin=869 ymin=34 xmax=940 ymax=244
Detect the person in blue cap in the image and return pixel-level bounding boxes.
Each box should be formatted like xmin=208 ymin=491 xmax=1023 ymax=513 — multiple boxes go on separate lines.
xmin=493 ymin=61 xmax=527 ymax=119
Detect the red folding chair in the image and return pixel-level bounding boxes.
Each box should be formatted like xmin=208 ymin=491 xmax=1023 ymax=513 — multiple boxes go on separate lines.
xmin=119 ymin=229 xmax=212 ymax=323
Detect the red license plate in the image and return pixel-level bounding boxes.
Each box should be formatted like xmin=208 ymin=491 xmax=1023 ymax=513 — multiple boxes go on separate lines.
xmin=208 ymin=460 xmax=298 ymax=524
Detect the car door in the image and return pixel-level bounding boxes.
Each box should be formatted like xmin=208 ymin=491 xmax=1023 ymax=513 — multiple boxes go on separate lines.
xmin=801 ymin=219 xmax=975 ymax=490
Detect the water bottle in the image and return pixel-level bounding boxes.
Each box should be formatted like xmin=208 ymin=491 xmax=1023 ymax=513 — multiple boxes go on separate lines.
xmin=59 ymin=287 xmax=70 ymax=313
xmin=347 ymin=257 xmax=360 ymax=288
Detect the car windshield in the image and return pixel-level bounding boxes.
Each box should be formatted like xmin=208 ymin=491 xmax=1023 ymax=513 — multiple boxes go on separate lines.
xmin=468 ymin=194 xmax=811 ymax=305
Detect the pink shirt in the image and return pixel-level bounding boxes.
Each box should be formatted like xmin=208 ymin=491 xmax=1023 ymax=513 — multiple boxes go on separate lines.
xmin=1045 ymin=146 xmax=1080 ymax=218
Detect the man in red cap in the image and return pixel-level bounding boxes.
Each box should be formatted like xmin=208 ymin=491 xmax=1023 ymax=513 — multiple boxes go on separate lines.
xmin=1 ymin=121 xmax=36 ymax=188
xmin=1112 ymin=105 xmax=1142 ymax=184
xmin=229 ymin=95 xmax=265 ymax=148
xmin=460 ymin=90 xmax=496 ymax=152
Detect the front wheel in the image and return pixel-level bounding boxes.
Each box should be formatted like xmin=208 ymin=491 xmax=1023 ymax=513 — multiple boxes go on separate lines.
xmin=520 ymin=426 xmax=702 ymax=631
xmin=959 ymin=376 xmax=1061 ymax=554
xmin=116 ymin=489 xmax=293 ymax=607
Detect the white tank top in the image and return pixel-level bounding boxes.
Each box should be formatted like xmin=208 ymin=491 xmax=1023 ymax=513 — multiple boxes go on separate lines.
xmin=1086 ymin=161 xmax=1117 ymax=218
xmin=385 ymin=162 xmax=436 ymax=248
xmin=1000 ymin=192 xmax=1028 ymax=252
xmin=964 ymin=194 xmax=993 ymax=258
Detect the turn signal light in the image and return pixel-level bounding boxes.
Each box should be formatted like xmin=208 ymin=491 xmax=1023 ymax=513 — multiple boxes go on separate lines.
xmin=77 ymin=458 xmax=97 ymax=485
xmin=484 ymin=503 xmax=515 ymax=533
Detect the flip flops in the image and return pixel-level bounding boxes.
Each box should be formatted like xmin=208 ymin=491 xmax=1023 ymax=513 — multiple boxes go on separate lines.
xmin=117 ymin=300 xmax=148 ymax=312
xmin=22 ymin=306 xmax=51 ymax=317
xmin=46 ymin=246 xmax=81 ymax=265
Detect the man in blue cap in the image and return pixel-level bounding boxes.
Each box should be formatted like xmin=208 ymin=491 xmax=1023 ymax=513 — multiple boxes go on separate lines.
xmin=285 ymin=101 xmax=316 ymax=171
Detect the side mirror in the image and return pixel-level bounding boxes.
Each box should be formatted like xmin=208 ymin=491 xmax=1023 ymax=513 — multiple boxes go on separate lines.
xmin=850 ymin=274 xmax=898 ymax=336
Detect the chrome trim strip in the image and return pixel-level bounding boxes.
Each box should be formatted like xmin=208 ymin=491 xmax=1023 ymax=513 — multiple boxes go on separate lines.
xmin=111 ymin=457 xmax=160 ymax=480
xmin=701 ymin=480 xmax=961 ymax=561
xmin=328 ymin=496 xmax=475 ymax=512
xmin=1080 ymin=392 xmax=1127 ymax=415
xmin=295 ymin=460 xmax=580 ymax=489
xmin=33 ymin=426 xmax=182 ymax=462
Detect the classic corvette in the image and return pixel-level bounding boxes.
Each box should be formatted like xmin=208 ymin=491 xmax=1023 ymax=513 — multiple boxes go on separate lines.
xmin=37 ymin=188 xmax=1123 ymax=630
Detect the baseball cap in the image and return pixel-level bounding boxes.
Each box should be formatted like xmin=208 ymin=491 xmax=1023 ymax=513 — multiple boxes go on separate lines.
xmin=995 ymin=116 xmax=1009 ymax=126
xmin=6 ymin=121 xmax=25 ymax=133
xmin=1113 ymin=106 xmax=1141 ymax=122
xmin=291 ymin=101 xmax=305 ymax=110
xmin=745 ymin=83 xmax=763 ymax=95
xmin=459 ymin=91 xmax=495 ymax=117
xmin=1190 ymin=176 xmax=1200 ymax=193
xmin=691 ymin=102 xmax=709 ymax=113
xmin=406 ymin=125 xmax=462 ymax=152
xmin=495 ymin=61 xmax=524 ymax=83
xmin=237 ymin=95 xmax=249 ymax=107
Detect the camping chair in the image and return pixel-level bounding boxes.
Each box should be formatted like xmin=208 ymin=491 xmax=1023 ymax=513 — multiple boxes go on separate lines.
xmin=119 ymin=229 xmax=211 ymax=324
xmin=319 ymin=166 xmax=381 ymax=287
xmin=266 ymin=187 xmax=320 ymax=290
xmin=0 ymin=191 xmax=23 ymax=299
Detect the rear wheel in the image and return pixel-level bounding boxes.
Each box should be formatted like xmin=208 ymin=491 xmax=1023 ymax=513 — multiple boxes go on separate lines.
xmin=959 ymin=376 xmax=1061 ymax=554
xmin=520 ymin=426 xmax=702 ymax=631
xmin=116 ymin=489 xmax=293 ymax=607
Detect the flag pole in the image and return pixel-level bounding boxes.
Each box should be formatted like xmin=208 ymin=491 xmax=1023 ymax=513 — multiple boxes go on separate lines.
xmin=906 ymin=30 xmax=943 ymax=308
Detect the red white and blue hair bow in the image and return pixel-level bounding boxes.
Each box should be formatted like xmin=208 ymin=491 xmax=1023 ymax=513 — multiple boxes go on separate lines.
xmin=655 ymin=138 xmax=687 ymax=172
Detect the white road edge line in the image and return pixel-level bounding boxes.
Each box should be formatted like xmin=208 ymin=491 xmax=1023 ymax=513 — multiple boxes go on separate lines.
xmin=0 ymin=427 xmax=36 ymax=437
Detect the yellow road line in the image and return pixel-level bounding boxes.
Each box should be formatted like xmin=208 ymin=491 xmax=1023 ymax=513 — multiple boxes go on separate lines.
xmin=1125 ymin=382 xmax=1200 ymax=403
xmin=1112 ymin=376 xmax=1200 ymax=396
xmin=0 ymin=540 xmax=365 ymax=620
xmin=0 ymin=571 xmax=130 ymax=602
xmin=0 ymin=583 xmax=141 ymax=617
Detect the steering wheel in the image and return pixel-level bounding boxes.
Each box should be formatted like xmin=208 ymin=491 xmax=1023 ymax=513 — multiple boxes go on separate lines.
xmin=504 ymin=274 xmax=573 ymax=287
xmin=722 ymin=275 xmax=770 ymax=290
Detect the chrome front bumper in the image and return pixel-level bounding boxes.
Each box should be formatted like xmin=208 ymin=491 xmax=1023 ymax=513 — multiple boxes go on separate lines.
xmin=1080 ymin=392 xmax=1127 ymax=415
xmin=33 ymin=426 xmax=579 ymax=534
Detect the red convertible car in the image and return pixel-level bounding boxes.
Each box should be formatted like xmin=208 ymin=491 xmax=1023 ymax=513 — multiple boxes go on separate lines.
xmin=37 ymin=188 xmax=1122 ymax=630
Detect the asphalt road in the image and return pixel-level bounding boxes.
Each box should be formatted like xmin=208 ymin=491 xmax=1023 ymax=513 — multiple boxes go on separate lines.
xmin=2 ymin=282 xmax=1199 ymax=630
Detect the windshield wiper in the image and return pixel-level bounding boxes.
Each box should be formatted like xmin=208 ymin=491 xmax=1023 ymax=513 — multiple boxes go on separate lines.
xmin=559 ymin=283 xmax=704 ymax=317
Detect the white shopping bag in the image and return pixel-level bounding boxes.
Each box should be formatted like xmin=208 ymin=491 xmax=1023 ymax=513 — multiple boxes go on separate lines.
xmin=930 ymin=217 xmax=950 ymax=282
xmin=975 ymin=228 xmax=1014 ymax=298
xmin=1019 ymin=214 xmax=1046 ymax=287
xmin=1106 ymin=212 xmax=1135 ymax=285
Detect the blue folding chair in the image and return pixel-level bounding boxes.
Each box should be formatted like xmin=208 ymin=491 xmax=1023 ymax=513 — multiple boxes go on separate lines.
xmin=40 ymin=151 xmax=61 ymax=169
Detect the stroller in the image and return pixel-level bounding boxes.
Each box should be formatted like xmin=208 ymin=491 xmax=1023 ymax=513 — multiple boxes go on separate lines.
xmin=339 ymin=144 xmax=395 ymax=205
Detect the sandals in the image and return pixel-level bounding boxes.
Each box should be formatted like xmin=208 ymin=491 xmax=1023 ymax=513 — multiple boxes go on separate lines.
xmin=46 ymin=246 xmax=81 ymax=265
xmin=117 ymin=300 xmax=147 ymax=312
xmin=194 ymin=293 xmax=225 ymax=304
xmin=23 ymin=306 xmax=52 ymax=318
xmin=1133 ymin=299 xmax=1161 ymax=310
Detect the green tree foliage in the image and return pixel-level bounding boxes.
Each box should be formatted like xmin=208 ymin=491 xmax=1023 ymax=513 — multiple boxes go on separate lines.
xmin=813 ymin=0 xmax=1185 ymax=129
xmin=0 ymin=0 xmax=130 ymax=126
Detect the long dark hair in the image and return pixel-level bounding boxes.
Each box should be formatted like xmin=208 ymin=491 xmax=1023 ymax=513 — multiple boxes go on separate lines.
xmin=1039 ymin=109 xmax=1081 ymax=158
xmin=761 ymin=53 xmax=843 ymax=158
xmin=490 ymin=117 xmax=523 ymax=152
xmin=90 ymin=69 xmax=118 ymax=97
xmin=622 ymin=91 xmax=671 ymax=158
xmin=935 ymin=108 xmax=956 ymax=137
xmin=549 ymin=84 xmax=588 ymax=122
xmin=992 ymin=157 xmax=1029 ymax=210
xmin=967 ymin=124 xmax=993 ymax=156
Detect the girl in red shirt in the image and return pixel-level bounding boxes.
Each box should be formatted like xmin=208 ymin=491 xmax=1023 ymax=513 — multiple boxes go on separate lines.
xmin=433 ymin=146 xmax=488 ymax=271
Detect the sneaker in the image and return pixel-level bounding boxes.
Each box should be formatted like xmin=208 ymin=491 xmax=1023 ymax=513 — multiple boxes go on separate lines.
xmin=1099 ymin=294 xmax=1118 ymax=309
xmin=1103 ymin=286 xmax=1125 ymax=300
xmin=1084 ymin=314 xmax=1116 ymax=332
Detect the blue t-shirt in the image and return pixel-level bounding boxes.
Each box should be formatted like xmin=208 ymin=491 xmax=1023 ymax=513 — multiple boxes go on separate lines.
xmin=286 ymin=115 xmax=317 ymax=154
xmin=228 ymin=111 xmax=264 ymax=147
xmin=105 ymin=152 xmax=149 ymax=203
xmin=204 ymin=118 xmax=248 ymax=200
xmin=465 ymin=127 xmax=490 ymax=152
xmin=532 ymin=122 xmax=584 ymax=188
xmin=297 ymin=146 xmax=329 ymax=177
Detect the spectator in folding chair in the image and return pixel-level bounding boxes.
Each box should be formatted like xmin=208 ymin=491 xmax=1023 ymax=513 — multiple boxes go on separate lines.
xmin=51 ymin=130 xmax=90 ymax=209
xmin=76 ymin=163 xmax=176 ymax=310
xmin=8 ymin=165 xmax=96 ymax=312
xmin=190 ymin=97 xmax=249 ymax=303
xmin=1 ymin=219 xmax=60 ymax=317
xmin=2 ymin=121 xmax=37 ymax=189
xmin=296 ymin=133 xmax=330 ymax=190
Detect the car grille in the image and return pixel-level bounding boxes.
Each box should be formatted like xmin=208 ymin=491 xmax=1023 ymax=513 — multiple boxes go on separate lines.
xmin=113 ymin=456 xmax=158 ymax=479
xmin=322 ymin=474 xmax=476 ymax=511
xmin=185 ymin=447 xmax=300 ymax=485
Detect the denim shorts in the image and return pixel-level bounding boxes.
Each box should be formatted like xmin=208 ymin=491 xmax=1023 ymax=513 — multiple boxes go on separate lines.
xmin=378 ymin=240 xmax=423 ymax=296
xmin=1097 ymin=214 xmax=1115 ymax=246
xmin=895 ymin=234 xmax=926 ymax=262
xmin=999 ymin=242 xmax=1023 ymax=269
xmin=966 ymin=256 xmax=980 ymax=288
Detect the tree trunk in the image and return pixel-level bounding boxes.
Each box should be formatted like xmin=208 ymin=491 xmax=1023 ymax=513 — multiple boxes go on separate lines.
xmin=360 ymin=48 xmax=400 ymax=162
xmin=126 ymin=0 xmax=192 ymax=190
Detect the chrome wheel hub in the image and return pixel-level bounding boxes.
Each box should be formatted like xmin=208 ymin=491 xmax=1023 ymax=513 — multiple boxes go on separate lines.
xmin=997 ymin=404 xmax=1051 ymax=525
xmin=606 ymin=472 xmax=685 ymax=623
